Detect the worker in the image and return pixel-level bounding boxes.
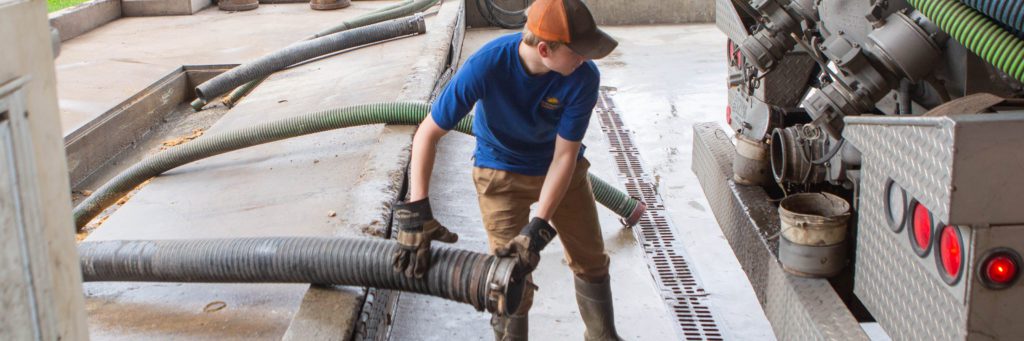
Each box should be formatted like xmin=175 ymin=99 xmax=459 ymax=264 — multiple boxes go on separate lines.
xmin=390 ymin=0 xmax=621 ymax=340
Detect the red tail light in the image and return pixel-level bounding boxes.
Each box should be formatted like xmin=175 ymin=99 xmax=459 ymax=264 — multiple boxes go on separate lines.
xmin=937 ymin=225 xmax=963 ymax=284
xmin=981 ymin=251 xmax=1020 ymax=289
xmin=726 ymin=105 xmax=732 ymax=125
xmin=910 ymin=202 xmax=933 ymax=256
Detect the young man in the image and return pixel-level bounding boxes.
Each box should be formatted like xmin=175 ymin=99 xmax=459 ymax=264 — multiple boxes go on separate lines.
xmin=390 ymin=0 xmax=621 ymax=340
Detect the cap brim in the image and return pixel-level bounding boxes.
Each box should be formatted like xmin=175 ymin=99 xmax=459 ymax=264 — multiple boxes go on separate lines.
xmin=567 ymin=28 xmax=618 ymax=60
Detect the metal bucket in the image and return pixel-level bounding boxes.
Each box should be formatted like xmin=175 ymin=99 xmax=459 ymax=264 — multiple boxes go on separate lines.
xmin=733 ymin=134 xmax=771 ymax=186
xmin=218 ymin=0 xmax=259 ymax=11
xmin=778 ymin=192 xmax=850 ymax=277
xmin=310 ymin=0 xmax=351 ymax=10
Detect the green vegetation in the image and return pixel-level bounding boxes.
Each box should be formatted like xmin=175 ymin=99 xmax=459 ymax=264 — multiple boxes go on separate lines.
xmin=48 ymin=0 xmax=89 ymax=13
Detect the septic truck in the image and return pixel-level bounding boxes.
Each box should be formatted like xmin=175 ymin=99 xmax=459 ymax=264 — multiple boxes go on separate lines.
xmin=694 ymin=0 xmax=1024 ymax=339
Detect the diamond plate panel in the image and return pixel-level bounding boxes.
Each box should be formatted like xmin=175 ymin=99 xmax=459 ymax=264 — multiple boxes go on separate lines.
xmin=844 ymin=118 xmax=955 ymax=223
xmin=854 ymin=161 xmax=967 ymax=340
xmin=759 ymin=54 xmax=816 ymax=107
xmin=692 ymin=122 xmax=868 ymax=340
xmin=715 ymin=0 xmax=751 ymax=44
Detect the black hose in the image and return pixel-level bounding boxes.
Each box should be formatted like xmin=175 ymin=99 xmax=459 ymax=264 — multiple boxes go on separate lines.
xmin=79 ymin=237 xmax=525 ymax=315
xmin=195 ymin=16 xmax=427 ymax=103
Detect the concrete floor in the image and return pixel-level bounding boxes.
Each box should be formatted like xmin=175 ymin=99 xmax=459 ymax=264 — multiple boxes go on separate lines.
xmin=389 ymin=29 xmax=677 ymax=341
xmin=54 ymin=1 xmax=404 ymax=135
xmin=389 ymin=26 xmax=777 ymax=340
xmin=74 ymin=2 xmax=436 ymax=339
xmin=596 ymin=25 xmax=776 ymax=340
xmin=62 ymin=3 xmax=776 ymax=340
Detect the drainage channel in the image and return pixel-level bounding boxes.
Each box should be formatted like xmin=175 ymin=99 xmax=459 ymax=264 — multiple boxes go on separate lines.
xmin=596 ymin=87 xmax=723 ymax=341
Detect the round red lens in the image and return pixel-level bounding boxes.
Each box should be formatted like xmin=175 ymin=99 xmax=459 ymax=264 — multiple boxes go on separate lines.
xmin=987 ymin=255 xmax=1017 ymax=284
xmin=939 ymin=226 xmax=961 ymax=278
xmin=912 ymin=203 xmax=931 ymax=250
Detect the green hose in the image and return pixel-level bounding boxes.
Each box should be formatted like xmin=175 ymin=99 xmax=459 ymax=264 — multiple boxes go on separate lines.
xmin=223 ymin=77 xmax=267 ymax=108
xmin=908 ymin=0 xmax=1024 ymax=83
xmin=74 ymin=102 xmax=645 ymax=230
xmin=199 ymin=0 xmax=440 ymax=111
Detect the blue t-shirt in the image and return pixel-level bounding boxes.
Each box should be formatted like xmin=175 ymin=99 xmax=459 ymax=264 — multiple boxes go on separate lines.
xmin=431 ymin=33 xmax=600 ymax=176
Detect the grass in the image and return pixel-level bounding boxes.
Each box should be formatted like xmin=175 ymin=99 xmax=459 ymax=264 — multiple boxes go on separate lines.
xmin=48 ymin=0 xmax=90 ymax=13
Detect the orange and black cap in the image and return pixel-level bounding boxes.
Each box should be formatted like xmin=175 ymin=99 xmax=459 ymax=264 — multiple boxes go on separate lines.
xmin=526 ymin=0 xmax=618 ymax=59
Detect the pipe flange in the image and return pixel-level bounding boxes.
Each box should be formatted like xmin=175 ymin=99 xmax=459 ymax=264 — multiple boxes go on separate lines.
xmin=484 ymin=256 xmax=522 ymax=316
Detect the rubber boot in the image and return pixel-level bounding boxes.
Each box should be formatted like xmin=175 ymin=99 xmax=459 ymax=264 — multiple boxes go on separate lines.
xmin=575 ymin=275 xmax=623 ymax=341
xmin=491 ymin=313 xmax=528 ymax=341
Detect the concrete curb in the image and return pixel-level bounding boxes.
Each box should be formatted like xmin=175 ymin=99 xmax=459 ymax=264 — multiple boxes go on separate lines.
xmin=48 ymin=0 xmax=121 ymax=42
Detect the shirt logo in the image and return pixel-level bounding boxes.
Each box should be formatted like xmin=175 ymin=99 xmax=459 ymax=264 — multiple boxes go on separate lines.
xmin=540 ymin=97 xmax=561 ymax=110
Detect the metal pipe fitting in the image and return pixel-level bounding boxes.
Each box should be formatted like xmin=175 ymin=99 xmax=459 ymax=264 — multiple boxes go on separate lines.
xmin=770 ymin=126 xmax=828 ymax=184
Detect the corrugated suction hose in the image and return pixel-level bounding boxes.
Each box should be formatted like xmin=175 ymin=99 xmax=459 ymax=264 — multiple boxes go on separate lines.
xmin=72 ymin=102 xmax=646 ymax=229
xmin=206 ymin=0 xmax=441 ymax=110
xmin=195 ymin=15 xmax=427 ymax=103
xmin=960 ymin=0 xmax=1024 ymax=37
xmin=908 ymin=0 xmax=1024 ymax=82
xmin=79 ymin=237 xmax=525 ymax=315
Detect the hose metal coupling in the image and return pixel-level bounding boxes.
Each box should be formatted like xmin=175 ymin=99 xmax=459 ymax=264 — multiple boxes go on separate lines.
xmin=485 ymin=256 xmax=524 ymax=317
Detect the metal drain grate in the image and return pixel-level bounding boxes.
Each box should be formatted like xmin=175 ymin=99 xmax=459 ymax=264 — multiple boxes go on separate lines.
xmin=596 ymin=87 xmax=723 ymax=341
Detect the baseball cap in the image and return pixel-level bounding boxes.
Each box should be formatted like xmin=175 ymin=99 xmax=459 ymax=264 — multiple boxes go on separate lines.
xmin=526 ymin=0 xmax=618 ymax=59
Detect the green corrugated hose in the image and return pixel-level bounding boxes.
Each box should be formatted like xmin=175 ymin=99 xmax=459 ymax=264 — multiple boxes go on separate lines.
xmin=74 ymin=102 xmax=644 ymax=230
xmin=908 ymin=0 xmax=1024 ymax=83
xmin=193 ymin=0 xmax=441 ymax=111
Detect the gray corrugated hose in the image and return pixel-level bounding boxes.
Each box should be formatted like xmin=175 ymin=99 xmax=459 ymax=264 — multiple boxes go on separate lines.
xmin=72 ymin=103 xmax=647 ymax=229
xmin=78 ymin=237 xmax=526 ymax=315
xmin=195 ymin=15 xmax=427 ymax=103
xmin=203 ymin=0 xmax=441 ymax=110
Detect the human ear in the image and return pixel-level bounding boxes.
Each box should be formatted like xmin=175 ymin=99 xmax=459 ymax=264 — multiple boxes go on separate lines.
xmin=538 ymin=42 xmax=550 ymax=58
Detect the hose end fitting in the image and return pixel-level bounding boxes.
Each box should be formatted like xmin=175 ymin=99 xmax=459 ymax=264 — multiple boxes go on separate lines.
xmin=485 ymin=256 xmax=526 ymax=317
xmin=190 ymin=97 xmax=207 ymax=111
xmin=621 ymin=198 xmax=647 ymax=228
xmin=413 ymin=13 xmax=427 ymax=35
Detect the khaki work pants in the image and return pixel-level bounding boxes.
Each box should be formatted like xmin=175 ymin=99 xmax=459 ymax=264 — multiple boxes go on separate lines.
xmin=472 ymin=158 xmax=610 ymax=314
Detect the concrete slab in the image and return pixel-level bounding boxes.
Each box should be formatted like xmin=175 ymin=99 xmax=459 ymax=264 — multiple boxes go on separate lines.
xmin=54 ymin=1 xmax=405 ymax=134
xmin=388 ymin=28 xmax=677 ymax=341
xmin=595 ymin=25 xmax=776 ymax=339
xmin=80 ymin=2 xmax=448 ymax=339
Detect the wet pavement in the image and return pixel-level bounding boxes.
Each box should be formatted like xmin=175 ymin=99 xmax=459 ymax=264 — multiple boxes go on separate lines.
xmin=596 ymin=25 xmax=775 ymax=340
xmin=389 ymin=26 xmax=775 ymax=340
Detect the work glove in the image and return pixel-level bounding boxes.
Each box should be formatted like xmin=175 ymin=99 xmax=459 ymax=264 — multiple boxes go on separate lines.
xmin=392 ymin=198 xmax=459 ymax=278
xmin=496 ymin=217 xmax=558 ymax=282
